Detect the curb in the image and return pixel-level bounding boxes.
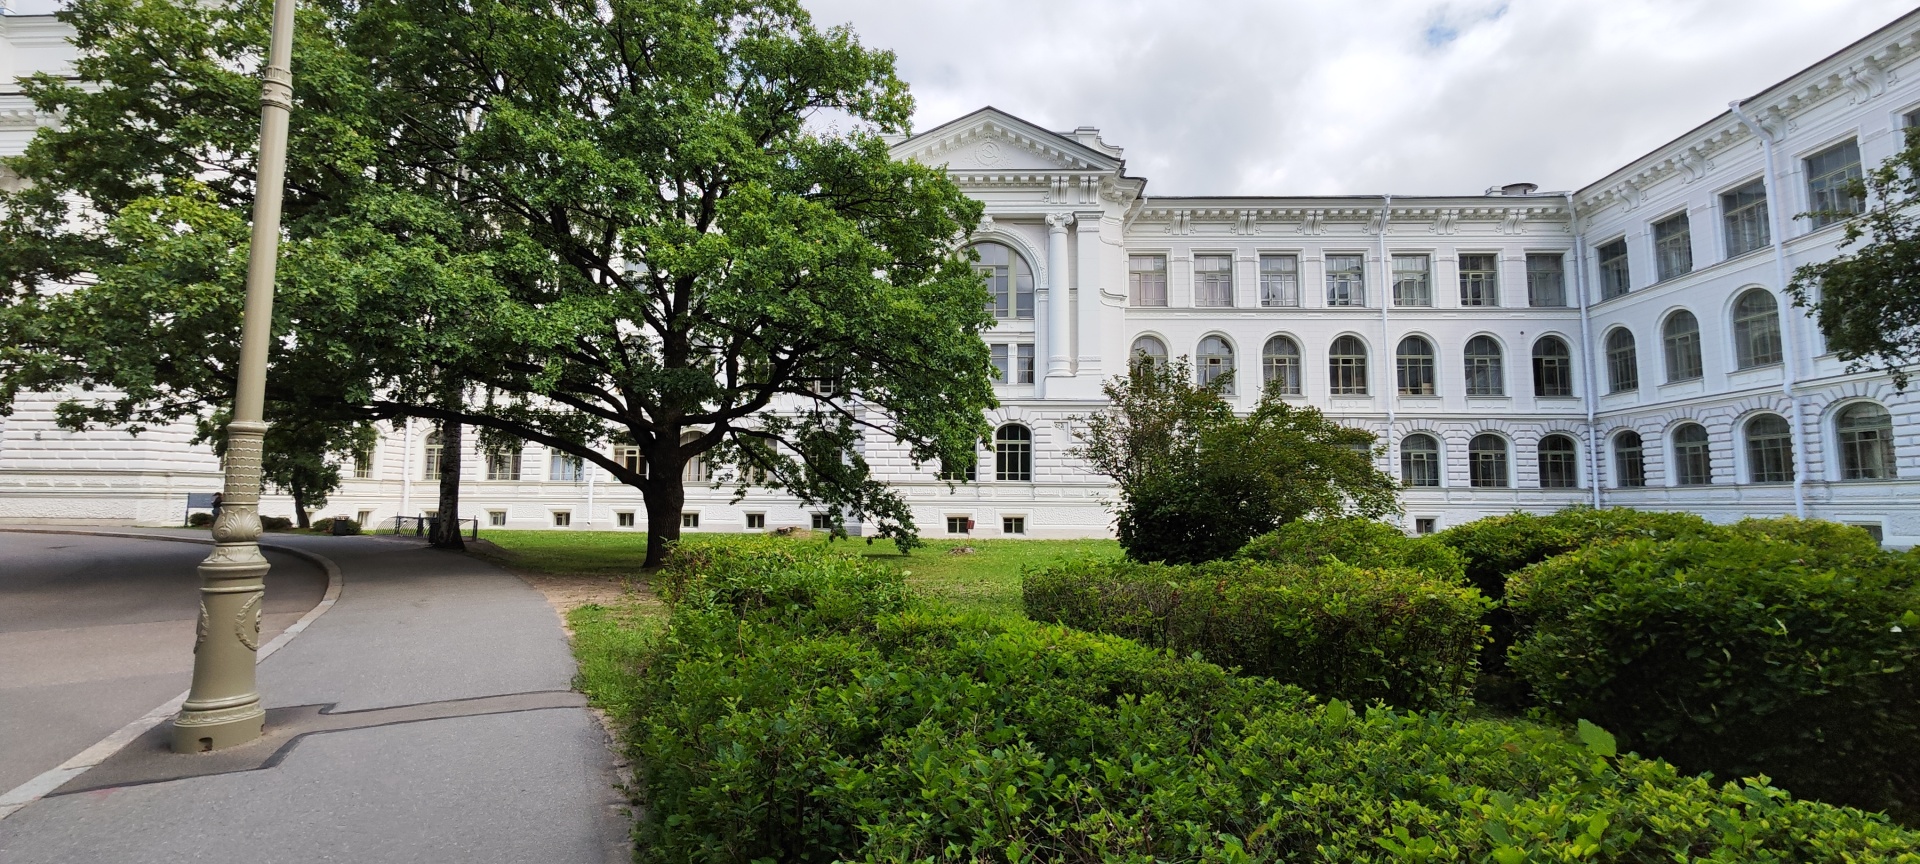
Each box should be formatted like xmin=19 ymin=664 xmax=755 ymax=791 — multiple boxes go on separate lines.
xmin=0 ymin=528 xmax=345 ymax=821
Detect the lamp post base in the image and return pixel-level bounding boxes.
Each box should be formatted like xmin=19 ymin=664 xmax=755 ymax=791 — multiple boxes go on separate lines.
xmin=171 ymin=703 xmax=266 ymax=753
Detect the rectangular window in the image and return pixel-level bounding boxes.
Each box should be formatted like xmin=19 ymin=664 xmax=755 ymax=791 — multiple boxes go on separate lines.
xmin=681 ymin=512 xmax=699 ymax=529
xmin=357 ymin=509 xmax=373 ymax=526
xmin=1652 ymin=212 xmax=1693 ymax=281
xmin=613 ymin=444 xmax=645 ymax=478
xmin=1192 ymin=254 xmax=1234 ymax=307
xmin=549 ymin=454 xmax=584 ymax=482
xmin=1129 ymin=255 xmax=1168 ymax=306
xmin=1458 ymin=254 xmax=1500 ymax=306
xmin=1721 ymin=180 xmax=1770 ymax=258
xmin=1258 ymin=255 xmax=1299 ymax=307
xmin=1016 ymin=344 xmax=1035 ymax=384
xmin=1805 ymin=139 xmax=1864 ymax=228
xmin=946 ymin=516 xmax=971 ymax=534
xmin=1852 ymin=522 xmax=1885 ymax=544
xmin=811 ymin=513 xmax=834 ymax=531
xmin=1597 ymin=239 xmax=1631 ymax=300
xmin=1325 ymin=254 xmax=1365 ymax=306
xmin=488 ymin=510 xmax=507 ymax=527
xmin=989 ymin=343 xmax=1037 ymax=385
xmin=1525 ymin=254 xmax=1566 ymax=307
xmin=743 ymin=513 xmax=764 ymax=529
xmin=352 ymin=449 xmax=374 ymax=479
xmin=486 ymin=451 xmax=521 ymax=481
xmin=938 ymin=456 xmax=976 ymax=482
xmin=990 ymin=343 xmax=1008 ymax=383
xmin=1391 ymin=254 xmax=1431 ymax=307
xmin=552 ymin=511 xmax=571 ymax=527
xmin=617 ymin=511 xmax=636 ymax=528
xmin=1002 ymin=516 xmax=1026 ymax=535
xmin=1413 ymin=517 xmax=1437 ymax=536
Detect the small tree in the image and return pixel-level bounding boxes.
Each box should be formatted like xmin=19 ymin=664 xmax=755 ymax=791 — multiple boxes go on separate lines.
xmin=1075 ymin=356 xmax=1399 ymax=564
xmin=1789 ymin=130 xmax=1920 ymax=387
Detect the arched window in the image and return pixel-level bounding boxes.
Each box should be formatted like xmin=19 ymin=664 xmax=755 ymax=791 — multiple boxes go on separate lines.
xmin=1663 ymin=310 xmax=1703 ymax=382
xmin=1396 ymin=336 xmax=1436 ymax=396
xmin=1837 ymin=403 xmax=1897 ymax=480
xmin=1745 ymin=413 xmax=1793 ymax=484
xmin=972 ymin=241 xmax=1034 ymax=320
xmin=422 ymin=430 xmax=444 ymax=480
xmin=1605 ymin=328 xmax=1639 ymax=393
xmin=994 ymin=423 xmax=1033 ymax=481
xmin=1613 ymin=430 xmax=1646 ymax=488
xmin=1131 ymin=335 xmax=1168 ymax=367
xmin=1468 ymin=433 xmax=1509 ymax=488
xmin=1329 ymin=335 xmax=1369 ymax=395
xmin=1538 ymin=434 xmax=1579 ymax=488
xmin=1401 ymin=433 xmax=1440 ymax=487
xmin=1532 ymin=336 xmax=1573 ymax=398
xmin=1732 ymin=288 xmax=1783 ymax=369
xmin=1464 ymin=335 xmax=1504 ymax=397
xmin=1262 ymin=335 xmax=1301 ymax=396
xmin=1673 ymin=423 xmax=1712 ymax=486
xmin=1197 ymin=335 xmax=1235 ymax=394
xmin=681 ymin=430 xmax=710 ymax=483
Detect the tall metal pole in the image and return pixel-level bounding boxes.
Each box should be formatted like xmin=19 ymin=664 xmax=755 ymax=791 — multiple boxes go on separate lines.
xmin=172 ymin=0 xmax=297 ymax=753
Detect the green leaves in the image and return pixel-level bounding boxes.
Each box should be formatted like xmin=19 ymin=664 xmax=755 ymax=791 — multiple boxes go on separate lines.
xmin=1790 ymin=129 xmax=1920 ymax=389
xmin=1576 ymin=719 xmax=1617 ymax=758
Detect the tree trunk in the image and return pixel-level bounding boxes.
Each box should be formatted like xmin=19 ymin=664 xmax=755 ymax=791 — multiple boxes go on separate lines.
xmin=430 ymin=419 xmax=465 ymax=550
xmin=292 ymin=489 xmax=311 ymax=529
xmin=641 ymin=438 xmax=685 ymax=568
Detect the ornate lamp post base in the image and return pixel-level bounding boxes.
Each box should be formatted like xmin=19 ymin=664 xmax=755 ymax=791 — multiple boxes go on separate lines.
xmin=173 ymin=421 xmax=271 ymax=753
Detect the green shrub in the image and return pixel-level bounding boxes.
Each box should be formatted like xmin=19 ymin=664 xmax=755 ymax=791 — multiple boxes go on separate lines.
xmin=187 ymin=512 xmax=212 ymax=527
xmin=1730 ymin=516 xmax=1886 ymax=563
xmin=1507 ymin=535 xmax=1920 ymax=818
xmin=625 ymin=544 xmax=1920 ymax=862
xmin=260 ymin=515 xmax=293 ymax=531
xmin=1436 ymin=507 xmax=1716 ymax=602
xmin=1237 ymin=516 xmax=1466 ymax=580
xmin=1023 ymin=557 xmax=1489 ymax=710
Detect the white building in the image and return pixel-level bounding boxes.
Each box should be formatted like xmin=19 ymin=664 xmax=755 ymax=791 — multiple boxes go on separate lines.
xmin=3 ymin=9 xmax=1917 ymax=542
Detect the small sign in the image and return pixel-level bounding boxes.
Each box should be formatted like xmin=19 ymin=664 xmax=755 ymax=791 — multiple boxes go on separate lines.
xmin=186 ymin=493 xmax=218 ymax=508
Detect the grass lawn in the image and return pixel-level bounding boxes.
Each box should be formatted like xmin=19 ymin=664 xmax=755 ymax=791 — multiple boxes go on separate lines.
xmin=481 ymin=529 xmax=1121 ymax=619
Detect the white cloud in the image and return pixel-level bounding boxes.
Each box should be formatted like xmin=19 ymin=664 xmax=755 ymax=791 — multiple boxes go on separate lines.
xmin=802 ymin=0 xmax=1914 ymax=195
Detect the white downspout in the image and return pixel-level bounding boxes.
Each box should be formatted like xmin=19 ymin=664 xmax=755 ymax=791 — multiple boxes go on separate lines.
xmin=1728 ymin=100 xmax=1808 ymax=519
xmin=398 ymin=420 xmax=413 ymax=522
xmin=1569 ymin=193 xmax=1602 ymax=507
xmin=584 ymin=450 xmax=596 ymax=529
xmin=1377 ymin=194 xmax=1397 ymax=521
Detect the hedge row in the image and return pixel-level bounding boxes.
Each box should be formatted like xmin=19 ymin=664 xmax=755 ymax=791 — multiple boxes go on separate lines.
xmin=623 ymin=544 xmax=1920 ymax=863
xmin=1235 ymin=516 xmax=1465 ymax=579
xmin=1022 ymin=557 xmax=1489 ymax=711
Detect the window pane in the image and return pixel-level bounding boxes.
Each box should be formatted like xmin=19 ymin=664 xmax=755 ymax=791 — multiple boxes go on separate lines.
xmin=1326 ymin=255 xmax=1366 ymax=306
xmin=1526 ymin=253 xmax=1566 ymax=307
xmin=1131 ymin=335 xmax=1168 ymax=366
xmin=1259 ymin=255 xmax=1300 ymax=307
xmin=1732 ymin=289 xmax=1782 ymax=369
xmin=1614 ymin=431 xmax=1646 ymax=487
xmin=1459 ymin=254 xmax=1499 ymax=306
xmin=1598 ymin=239 xmax=1631 ymax=299
xmin=1722 ymin=180 xmax=1770 ymax=258
xmin=549 ymin=454 xmax=584 ymax=482
xmin=1392 ymin=254 xmax=1431 ymax=307
xmin=995 ymin=424 xmax=1033 ymax=481
xmin=1262 ymin=336 xmax=1302 ymax=395
xmin=1653 ymin=213 xmax=1693 ymax=281
xmin=990 ymin=343 xmax=1009 ymax=383
xmin=1396 ymin=336 xmax=1435 ymax=396
xmin=1838 ymin=403 xmax=1897 ymax=480
xmin=1016 ymin=343 xmax=1036 ymax=384
xmin=1538 ymin=434 xmax=1579 ymax=488
xmin=1401 ymin=434 xmax=1440 ymax=487
xmin=1129 ymin=255 xmax=1168 ymax=306
xmin=1673 ymin=424 xmax=1712 ymax=486
xmin=1606 ymin=329 xmax=1639 ymax=393
xmin=1194 ymin=254 xmax=1234 ymax=307
xmin=1663 ymin=311 xmax=1703 ymax=381
xmin=1329 ymin=335 xmax=1369 ymax=395
xmin=1469 ymin=434 xmax=1509 ymax=487
xmin=1806 ymin=140 xmax=1864 ymax=228
xmin=1197 ymin=335 xmax=1236 ymax=394
xmin=976 ymin=242 xmax=1034 ymax=319
xmin=1532 ymin=336 xmax=1573 ymax=397
xmin=1745 ymin=414 xmax=1793 ymax=484
xmin=1464 ymin=335 xmax=1504 ymax=397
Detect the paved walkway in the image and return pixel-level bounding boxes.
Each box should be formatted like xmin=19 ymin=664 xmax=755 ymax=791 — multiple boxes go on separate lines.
xmin=0 ymin=531 xmax=629 ymax=864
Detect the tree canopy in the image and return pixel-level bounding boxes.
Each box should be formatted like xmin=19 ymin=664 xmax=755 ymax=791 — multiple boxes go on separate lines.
xmin=1789 ymin=131 xmax=1920 ymax=388
xmin=1074 ymin=356 xmax=1400 ymax=564
xmin=0 ymin=0 xmax=997 ymax=564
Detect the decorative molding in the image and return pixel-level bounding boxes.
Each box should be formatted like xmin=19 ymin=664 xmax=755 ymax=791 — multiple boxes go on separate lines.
xmin=1298 ymin=209 xmax=1324 ymax=236
xmin=1431 ymin=209 xmax=1458 ymax=235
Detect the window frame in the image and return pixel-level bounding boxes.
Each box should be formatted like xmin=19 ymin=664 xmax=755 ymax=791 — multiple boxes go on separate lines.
xmin=1662 ymin=310 xmax=1704 ymax=382
xmin=1672 ymin=423 xmax=1713 ymax=486
xmin=548 ymin=452 xmax=584 ymax=482
xmin=1651 ymin=211 xmax=1693 ymax=282
xmin=1743 ymin=413 xmax=1794 ymax=484
xmin=1259 ymin=254 xmax=1301 ymax=307
xmin=1721 ymin=178 xmax=1770 ymax=258
xmin=1261 ymin=334 xmax=1303 ymax=396
xmin=1457 ymin=253 xmax=1501 ymax=307
xmin=1192 ymin=253 xmax=1235 ymax=307
xmin=1396 ymin=335 xmax=1437 ymax=396
xmin=1463 ymin=335 xmax=1505 ymax=397
xmin=975 ymin=241 xmax=1036 ymax=319
xmin=1197 ymin=334 xmax=1236 ymax=395
xmin=1531 ymin=335 xmax=1574 ymax=398
xmin=994 ymin=423 xmax=1034 ymax=482
xmin=1392 ymin=253 xmax=1432 ymax=307
xmin=1804 ymin=139 xmax=1864 ymax=229
xmin=1604 ymin=328 xmax=1639 ymax=393
xmin=1468 ymin=433 xmax=1510 ymax=488
xmin=1613 ymin=430 xmax=1646 ymax=488
xmin=1597 ymin=238 xmax=1632 ymax=300
xmin=1731 ymin=288 xmax=1783 ymax=369
xmin=1129 ymin=254 xmax=1169 ymax=307
xmin=1400 ymin=433 xmax=1441 ymax=487
xmin=1130 ymin=334 xmax=1169 ymax=367
xmin=1328 ymin=334 xmax=1370 ymax=396
xmin=1836 ymin=402 xmax=1898 ymax=481
xmin=1525 ymin=253 xmax=1567 ymax=307
xmin=1538 ymin=434 xmax=1580 ymax=489
xmin=1324 ymin=254 xmax=1367 ymax=307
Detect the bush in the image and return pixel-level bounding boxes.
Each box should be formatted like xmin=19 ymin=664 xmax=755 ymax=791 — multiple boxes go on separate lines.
xmin=1730 ymin=516 xmax=1886 ymax=563
xmin=625 ymin=544 xmax=1920 ymax=862
xmin=1237 ymin=516 xmax=1466 ymax=581
xmin=1023 ymin=557 xmax=1489 ymax=710
xmin=260 ymin=515 xmax=293 ymax=531
xmin=1507 ymin=534 xmax=1920 ymax=818
xmin=187 ymin=512 xmax=212 ymax=527
xmin=1436 ymin=507 xmax=1716 ymax=602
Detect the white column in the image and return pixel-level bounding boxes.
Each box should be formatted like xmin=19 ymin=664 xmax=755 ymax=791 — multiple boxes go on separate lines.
xmin=1045 ymin=213 xmax=1074 ymax=378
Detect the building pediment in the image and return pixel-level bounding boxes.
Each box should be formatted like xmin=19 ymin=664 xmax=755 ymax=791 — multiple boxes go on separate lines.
xmin=892 ymin=107 xmax=1124 ymax=174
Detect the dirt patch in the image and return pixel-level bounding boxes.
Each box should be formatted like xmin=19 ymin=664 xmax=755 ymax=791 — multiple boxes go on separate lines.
xmin=466 ymin=539 xmax=661 ymax=633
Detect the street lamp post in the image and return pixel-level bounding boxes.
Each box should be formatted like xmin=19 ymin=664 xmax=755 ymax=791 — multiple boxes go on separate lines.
xmin=172 ymin=0 xmax=297 ymax=753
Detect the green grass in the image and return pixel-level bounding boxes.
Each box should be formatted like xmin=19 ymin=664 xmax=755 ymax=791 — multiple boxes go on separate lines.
xmin=566 ymin=601 xmax=662 ymax=719
xmin=483 ymin=529 xmax=1122 ymax=619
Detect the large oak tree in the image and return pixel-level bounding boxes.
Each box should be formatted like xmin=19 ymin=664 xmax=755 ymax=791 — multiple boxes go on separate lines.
xmin=0 ymin=0 xmax=996 ymax=565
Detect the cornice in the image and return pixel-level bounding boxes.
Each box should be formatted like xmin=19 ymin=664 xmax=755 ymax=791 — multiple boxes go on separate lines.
xmin=1131 ymin=203 xmax=1569 ymax=237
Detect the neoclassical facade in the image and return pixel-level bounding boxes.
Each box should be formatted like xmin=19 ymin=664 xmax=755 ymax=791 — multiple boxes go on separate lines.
xmin=4 ymin=9 xmax=1919 ymax=542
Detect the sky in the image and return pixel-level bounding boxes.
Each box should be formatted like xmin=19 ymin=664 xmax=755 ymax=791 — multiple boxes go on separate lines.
xmin=801 ymin=0 xmax=1916 ymax=195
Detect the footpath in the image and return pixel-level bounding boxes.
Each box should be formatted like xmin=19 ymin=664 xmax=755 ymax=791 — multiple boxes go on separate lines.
xmin=0 ymin=530 xmax=630 ymax=864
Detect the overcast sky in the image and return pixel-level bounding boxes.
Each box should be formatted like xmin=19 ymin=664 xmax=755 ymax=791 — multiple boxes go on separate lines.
xmin=803 ymin=0 xmax=1915 ymax=196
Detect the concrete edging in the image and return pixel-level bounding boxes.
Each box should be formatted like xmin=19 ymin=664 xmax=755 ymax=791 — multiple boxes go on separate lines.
xmin=0 ymin=528 xmax=345 ymax=821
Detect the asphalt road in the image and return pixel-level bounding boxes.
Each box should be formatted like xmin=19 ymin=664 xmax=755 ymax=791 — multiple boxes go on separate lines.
xmin=0 ymin=532 xmax=325 ymax=795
